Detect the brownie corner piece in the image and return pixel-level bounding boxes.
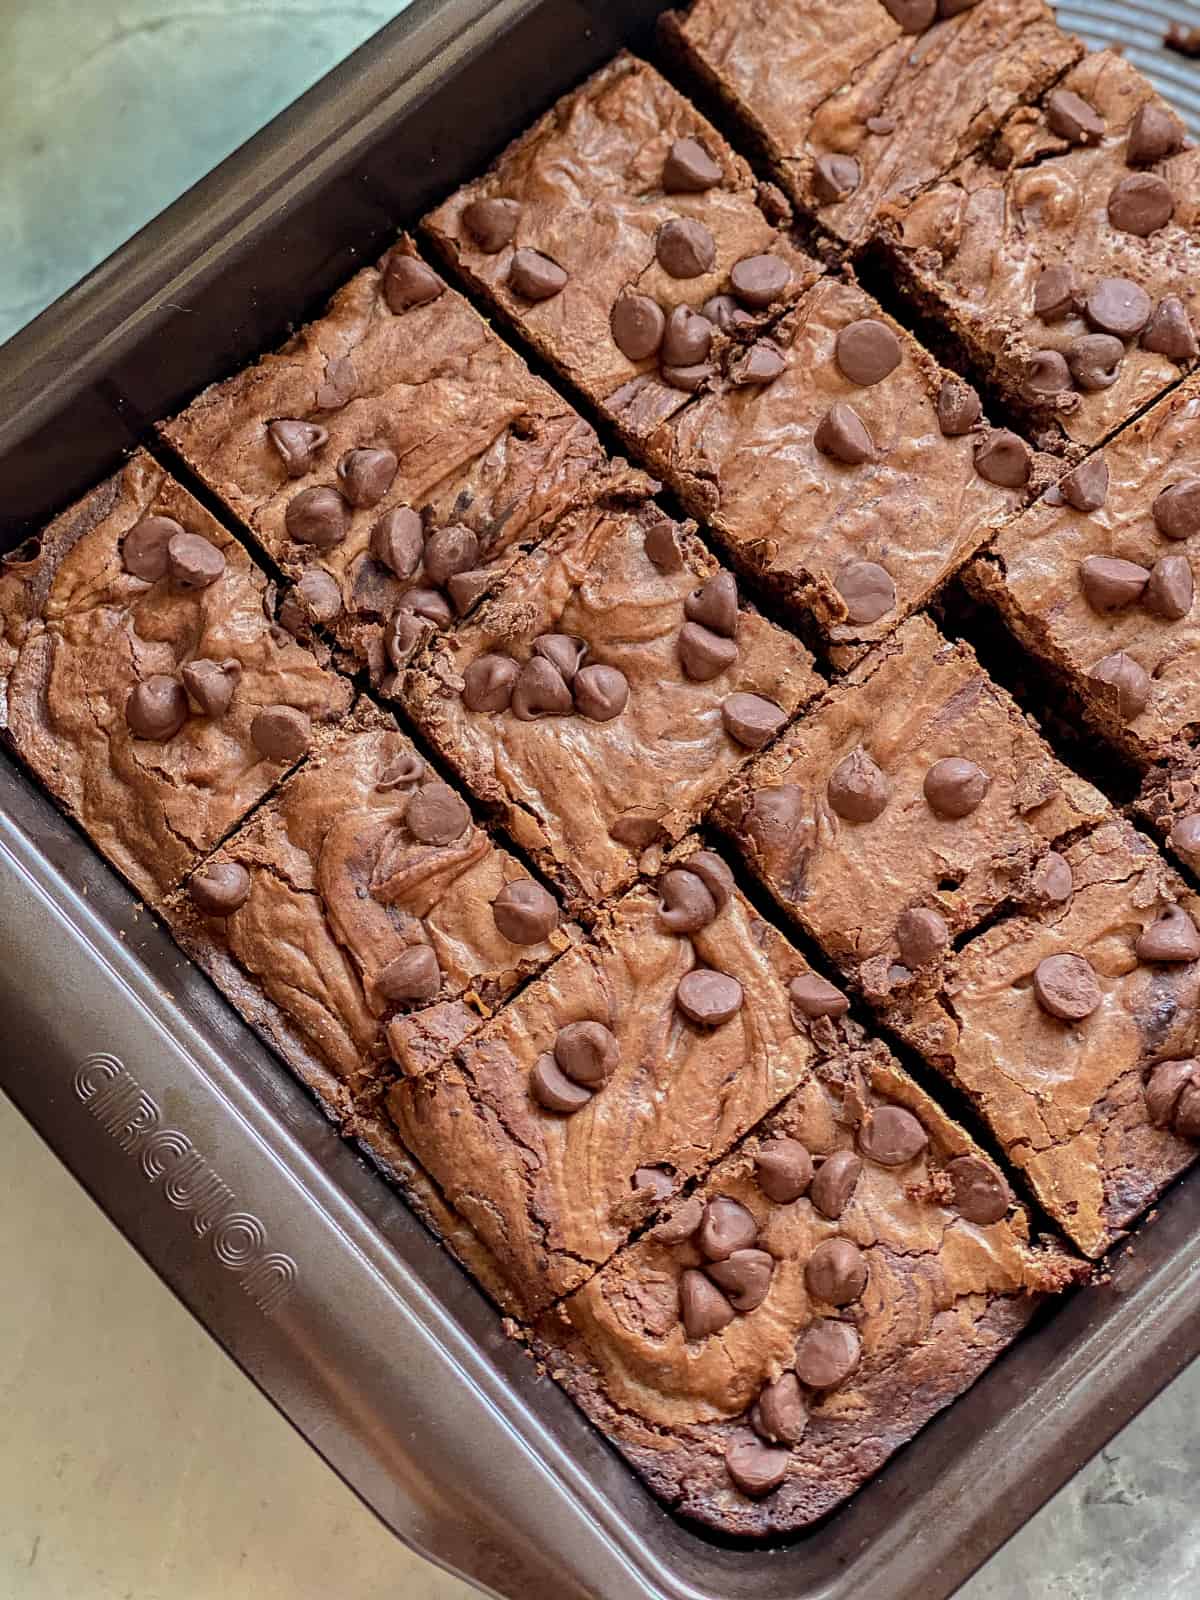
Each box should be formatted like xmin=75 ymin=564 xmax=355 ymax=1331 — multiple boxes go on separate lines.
xmin=0 ymin=448 xmax=352 ymax=904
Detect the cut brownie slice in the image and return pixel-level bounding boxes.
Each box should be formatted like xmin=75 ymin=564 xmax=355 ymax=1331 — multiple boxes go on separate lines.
xmin=715 ymin=614 xmax=1110 ymax=986
xmin=1135 ymin=755 xmax=1200 ymax=877
xmin=534 ymin=1042 xmax=1080 ymax=1537
xmin=162 ymin=701 xmax=576 ymax=1119
xmin=386 ymin=851 xmax=855 ymax=1318
xmin=879 ymin=50 xmax=1200 ymax=449
xmin=0 ymin=450 xmax=352 ymax=903
xmin=967 ymin=376 xmax=1200 ymax=768
xmin=661 ymin=0 xmax=1080 ymax=252
xmin=161 ymin=238 xmax=606 ymax=683
xmin=403 ymin=491 xmax=819 ymax=909
xmin=889 ymin=819 xmax=1200 ymax=1257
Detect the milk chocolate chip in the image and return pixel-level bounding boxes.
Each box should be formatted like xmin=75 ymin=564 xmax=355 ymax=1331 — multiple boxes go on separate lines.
xmin=835 ymin=560 xmax=895 ymax=624
xmin=724 ymin=1437 xmax=790 ymax=1497
xmin=1108 ymin=173 xmax=1174 ymax=236
xmin=463 ymin=654 xmax=520 ymax=714
xmin=531 ymin=1053 xmax=593 ymax=1115
xmin=810 ymin=1150 xmax=861 ymax=1219
xmin=858 ymin=1105 xmax=928 ymax=1165
xmin=269 ymin=420 xmax=329 ymax=477
xmin=687 ymin=851 xmax=734 ymax=910
xmin=676 ymin=969 xmax=744 ymax=1027
xmin=1021 ymin=349 xmax=1071 ymax=402
xmin=423 ymin=525 xmax=479 ymax=588
xmin=794 ymin=1320 xmax=861 ymax=1390
xmin=181 ymin=657 xmax=239 ymax=717
xmin=1086 ymin=278 xmax=1152 ymax=339
xmin=574 ymin=665 xmax=628 ymax=721
xmin=835 ymin=319 xmax=902 ymax=386
xmin=924 ymin=757 xmax=989 ymax=818
xmin=337 ymin=447 xmax=398 ymax=509
xmin=752 ymin=1373 xmax=808 ymax=1446
xmin=756 ymin=1137 xmax=814 ymax=1203
xmin=722 ymin=693 xmax=786 ymax=749
xmin=555 ymin=1020 xmax=619 ymax=1086
xmin=685 ymin=571 xmax=738 ymax=636
xmin=707 ymin=1249 xmax=775 ymax=1312
xmin=462 ymin=196 xmax=520 ymax=252
xmin=1136 ymin=905 xmax=1200 ymax=962
xmin=511 ymin=657 xmax=573 ymax=720
xmin=1067 ymin=334 xmax=1125 ymax=392
xmin=974 ymin=429 xmax=1031 ymax=487
xmin=656 ymin=218 xmax=716 ymax=278
xmin=805 ymin=1238 xmax=868 ymax=1306
xmin=382 ymin=253 xmax=444 ymax=312
xmin=678 ymin=622 xmax=737 ymax=681
xmin=406 ymin=782 xmax=470 ymax=846
xmin=1034 ymin=952 xmax=1102 ymax=1020
xmin=1144 ymin=1058 xmax=1200 ymax=1137
xmin=1088 ymin=651 xmax=1150 ymax=720
xmin=1059 ymin=456 xmax=1109 ymax=512
xmin=815 ymin=402 xmax=875 ymax=465
xmin=730 ymin=342 xmax=787 ymax=387
xmin=532 ymin=633 xmax=587 ymax=685
xmin=661 ymin=304 xmax=713 ymax=367
xmin=493 ymin=880 xmax=558 ymax=944
xmin=896 ymin=907 xmax=950 ymax=968
xmin=611 ymin=293 xmax=666 ymax=361
xmin=509 ymin=249 xmax=568 ymax=300
xmin=126 ymin=677 xmax=188 ymax=740
xmin=1046 ymin=87 xmax=1105 ymax=145
xmin=1153 ymin=481 xmax=1200 ymax=540
xmin=377 ymin=946 xmax=441 ymax=1003
xmin=189 ymin=862 xmax=251 ymax=917
xmin=697 ymin=1196 xmax=758 ymax=1261
xmin=1141 ymin=298 xmax=1198 ymax=361
xmin=286 ymin=486 xmax=351 ymax=549
xmin=827 ymin=749 xmax=890 ymax=823
xmin=369 ymin=506 xmax=424 ymax=579
xmin=946 ymin=1154 xmax=1012 ymax=1224
xmin=729 ymin=254 xmax=791 ymax=310
xmin=1172 ymin=815 xmax=1200 ymax=859
xmin=658 ymin=869 xmax=718 ymax=933
xmin=1034 ymin=263 xmax=1077 ymax=322
xmin=680 ymin=1270 xmax=736 ymax=1339
xmin=1033 ymin=851 xmax=1074 ymax=905
xmin=1079 ymin=555 xmax=1149 ymax=612
xmin=882 ymin=0 xmax=937 ymax=29
xmin=936 ymin=377 xmax=983 ymax=435
xmin=250 ymin=705 xmax=312 ymax=763
xmin=812 ymin=153 xmax=861 ymax=205
xmin=663 ymin=137 xmax=722 ymax=193
xmin=1127 ymin=102 xmax=1186 ymax=165
xmin=1144 ymin=554 xmax=1193 ymax=620
xmin=122 ymin=515 xmax=180 ymax=581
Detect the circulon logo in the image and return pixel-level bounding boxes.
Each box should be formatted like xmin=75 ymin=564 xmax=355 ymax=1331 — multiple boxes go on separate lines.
xmin=73 ymin=1052 xmax=297 ymax=1316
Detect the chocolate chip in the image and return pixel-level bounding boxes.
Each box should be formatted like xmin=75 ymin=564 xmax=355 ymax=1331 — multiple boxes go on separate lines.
xmin=1086 ymin=278 xmax=1153 ymax=338
xmin=383 ymin=610 xmax=425 ymax=669
xmin=658 ymin=869 xmax=718 ymax=933
xmin=462 ymin=196 xmax=520 ymax=252
xmin=574 ymin=664 xmax=628 ymax=721
xmin=697 ymin=1196 xmax=758 ymax=1261
xmin=296 ymin=569 xmax=345 ymax=626
xmin=401 ymin=588 xmax=454 ymax=633
xmin=377 ymin=946 xmax=441 ymax=1003
xmin=827 ymin=749 xmax=890 ymax=823
xmin=663 ymin=136 xmax=722 ymax=193
xmin=250 ymin=704 xmax=311 ymax=763
xmin=1144 ymin=1058 xmax=1200 ymax=1135
xmin=1045 ymin=87 xmax=1105 ymax=145
xmin=789 ymin=974 xmax=849 ymax=1020
xmin=730 ymin=254 xmax=791 ymax=310
xmin=1153 ymin=480 xmax=1200 ymax=540
xmin=974 ymin=429 xmax=1031 ymax=487
xmin=794 ymin=1320 xmax=861 ymax=1390
xmin=746 ymin=785 xmax=805 ymax=854
xmin=859 ymin=1105 xmax=928 ymax=1166
xmin=656 ymin=217 xmax=716 ymax=279
xmin=1126 ymin=102 xmax=1186 ymax=166
xmin=122 ymin=515 xmax=181 ymax=581
xmin=661 ymin=361 xmax=714 ymax=393
xmin=1108 ymin=173 xmax=1174 ymax=236
xmin=812 ymin=153 xmax=861 ymax=205
xmin=1088 ymin=651 xmax=1150 ymax=720
xmin=337 ymin=447 xmax=397 ymax=510
xmin=1144 ymin=554 xmax=1193 ymax=620
xmin=370 ymin=506 xmax=424 ymax=578
xmin=685 ymin=570 xmax=738 ymax=637
xmin=286 ymin=486 xmax=351 ymax=549
xmin=529 ymin=634 xmax=585 ymax=686
xmin=730 ymin=341 xmax=787 ymax=386
xmin=936 ymin=377 xmax=983 ymax=435
xmin=189 ymin=862 xmax=252 ymax=917
xmin=678 ymin=621 xmax=738 ymax=681
xmin=315 ymin=356 xmax=358 ymax=411
xmin=815 ymin=402 xmax=875 ymax=465
xmin=126 ymin=676 xmax=188 ymax=740
xmin=805 ymin=1238 xmax=868 ymax=1306
xmin=752 ymin=1373 xmax=808 ymax=1446
xmin=1059 ymin=456 xmax=1109 ymax=512
xmin=881 ymin=0 xmax=936 ymax=29
xmin=701 ymin=294 xmax=754 ymax=334
xmin=1171 ymin=815 xmax=1200 ymax=858
xmin=555 ymin=1020 xmax=619 ymax=1086
xmin=422 ymin=525 xmax=478 ymax=588
xmin=756 ymin=1137 xmax=814 ymax=1204
xmin=508 ymin=249 xmax=567 ymax=300
xmin=1141 ymin=297 xmax=1198 ymax=361
xmin=677 ymin=969 xmax=744 ymax=1027
xmin=611 ymin=293 xmax=666 ymax=361
xmin=722 ymin=693 xmax=786 ymax=749
xmin=511 ymin=657 xmax=573 ymax=720
xmin=810 ymin=1151 xmax=862 ymax=1219
xmin=835 ymin=560 xmax=895 ymax=624
xmin=376 ymin=752 xmax=426 ymax=790
xmin=679 ymin=1269 xmax=735 ymax=1339
xmin=382 ymin=253 xmax=444 ymax=313
xmin=835 ymin=319 xmax=902 ymax=386
xmin=924 ymin=756 xmax=989 ymax=819
xmin=866 ymin=115 xmax=896 ymax=135
xmin=1079 ymin=555 xmax=1149 ymax=612
xmin=632 ymin=1166 xmax=674 ymax=1200
xmin=1034 ymin=952 xmax=1102 ymax=1021
xmin=405 ymin=782 xmax=470 ymax=846
xmin=268 ymin=420 xmax=328 ymax=477
xmin=1136 ymin=904 xmax=1200 ymax=962
xmin=896 ymin=907 xmax=950 ymax=968
xmin=645 ymin=516 xmax=684 ymax=572
xmin=1033 ymin=264 xmax=1078 ymax=323
xmin=1067 ymin=333 xmax=1125 ymax=392
xmin=1021 ymin=348 xmax=1072 ymax=401
xmin=661 ymin=304 xmax=713 ymax=368
xmin=1033 ymin=851 xmax=1074 ymax=905
xmin=725 ymin=1435 xmax=790 ymax=1497
xmin=676 ymin=849 xmax=734 ymax=909
xmin=493 ymin=879 xmax=558 ymax=944
xmin=182 ymin=657 xmax=239 ymax=717
xmin=531 ymin=1053 xmax=593 ymax=1114
xmin=946 ymin=1154 xmax=1012 ymax=1224
xmin=609 ymin=813 xmax=664 ymax=850
xmin=166 ymin=531 xmax=226 ymax=589
xmin=651 ymin=1194 xmax=705 ymax=1245
xmin=707 ymin=1248 xmax=775 ymax=1311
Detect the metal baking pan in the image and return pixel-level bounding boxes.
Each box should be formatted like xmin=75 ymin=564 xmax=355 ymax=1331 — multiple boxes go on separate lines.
xmin=2 ymin=3 xmax=1199 ymax=1596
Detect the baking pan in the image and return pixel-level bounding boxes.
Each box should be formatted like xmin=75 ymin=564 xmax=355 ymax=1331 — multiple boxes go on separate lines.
xmin=2 ymin=3 xmax=1199 ymax=1597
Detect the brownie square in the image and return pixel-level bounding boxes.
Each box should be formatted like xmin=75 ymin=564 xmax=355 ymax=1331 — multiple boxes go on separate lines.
xmin=534 ymin=1042 xmax=1080 ymax=1537
xmin=1135 ymin=755 xmax=1200 ymax=876
xmin=161 ymin=238 xmax=606 ymax=682
xmin=890 ymin=819 xmax=1200 ymax=1257
xmin=403 ymin=489 xmax=820 ymax=910
xmin=162 ymin=701 xmax=576 ymax=1118
xmin=968 ymin=376 xmax=1200 ymax=767
xmin=662 ymin=0 xmax=1080 ymax=252
xmin=387 ymin=853 xmax=851 ymax=1317
xmin=879 ymin=50 xmax=1200 ymax=449
xmin=0 ymin=450 xmax=353 ymax=904
xmin=715 ymin=614 xmax=1110 ymax=986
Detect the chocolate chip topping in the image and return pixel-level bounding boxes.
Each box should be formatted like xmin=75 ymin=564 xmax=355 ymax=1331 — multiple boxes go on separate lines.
xmin=382 ymin=253 xmax=444 ymax=313
xmin=815 ymin=402 xmax=875 ymax=465
xmin=286 ymin=486 xmax=351 ymax=549
xmin=1172 ymin=815 xmax=1200 ymax=858
xmin=122 ymin=515 xmax=181 ymax=581
xmin=730 ymin=341 xmax=787 ymax=387
xmin=881 ymin=0 xmax=936 ymax=30
xmin=167 ymin=531 xmax=226 ymax=589
xmin=946 ymin=1154 xmax=1012 ymax=1224
xmin=812 ymin=153 xmax=861 ymax=205
xmin=722 ymin=693 xmax=785 ymax=750
xmin=835 ymin=319 xmax=902 ymax=386
xmin=181 ymin=657 xmax=239 ymax=717
xmin=679 ymin=1270 xmax=735 ymax=1339
xmin=644 ymin=515 xmax=684 ymax=573
xmin=661 ymin=360 xmax=714 ymax=394
xmin=189 ymin=862 xmax=252 ymax=917
xmin=810 ymin=1150 xmax=862 ymax=1219
xmin=1059 ymin=456 xmax=1109 ymax=512
xmin=658 ymin=868 xmax=719 ymax=933
xmin=1144 ymin=554 xmax=1193 ymax=620
xmin=609 ymin=813 xmax=664 ymax=850
xmin=509 ymin=248 xmax=568 ymax=300
xmin=1088 ymin=651 xmax=1150 ymax=720
xmin=531 ymin=1052 xmax=593 ymax=1114
xmin=632 ymin=1166 xmax=673 ymax=1200
xmin=753 ymin=1372 xmax=808 ymax=1445
xmin=1045 ymin=87 xmax=1105 ymax=146
xmin=1021 ymin=349 xmax=1071 ymax=401
xmin=858 ymin=1105 xmax=929 ymax=1165
xmin=462 ymin=196 xmax=521 ymax=252
xmin=685 ymin=571 xmax=738 ymax=637
xmin=729 ymin=254 xmax=791 ymax=310
xmin=656 ymin=217 xmax=716 ymax=279
xmin=1034 ymin=263 xmax=1078 ymax=323
xmin=701 ymin=294 xmax=754 ymax=334
xmin=974 ymin=429 xmax=1031 ymax=487
xmin=291 ymin=569 xmax=343 ymax=626
xmin=369 ymin=506 xmax=424 ymax=578
xmin=1144 ymin=1058 xmax=1200 ymax=1137
xmin=405 ymin=782 xmax=470 ymax=846
xmin=1141 ymin=297 xmax=1198 ymax=361
xmin=678 ymin=621 xmax=738 ymax=681
xmin=462 ymin=654 xmax=519 ymax=713
xmin=532 ymin=633 xmax=587 ymax=684
xmin=555 ymin=1020 xmax=619 ymax=1086
xmin=805 ymin=1238 xmax=868 ymax=1306
xmin=126 ymin=676 xmax=188 ymax=741
xmin=449 ymin=571 xmax=490 ymax=620
xmin=1153 ymin=480 xmax=1200 ymax=540
xmin=268 ymin=420 xmax=328 ymax=477
xmin=1033 ymin=850 xmax=1074 ymax=904
xmin=315 ymin=355 xmax=358 ymax=412
xmin=1034 ymin=952 xmax=1102 ymax=1020
xmin=422 ymin=525 xmax=478 ymax=588
xmin=936 ymin=377 xmax=983 ymax=436
xmin=377 ymin=946 xmax=442 ymax=1003
xmin=789 ymin=973 xmax=849 ymax=1020
xmin=1079 ymin=555 xmax=1150 ymax=612
xmin=661 ymin=304 xmax=713 ymax=368
xmin=827 ymin=748 xmax=890 ymax=823
xmin=663 ymin=136 xmax=723 ymax=193
xmin=707 ymin=1248 xmax=775 ymax=1311
xmin=574 ymin=664 xmax=629 ymax=721
xmin=250 ymin=704 xmax=311 ymax=763
xmin=724 ymin=1436 xmax=790 ymax=1497
xmin=492 ymin=879 xmax=558 ymax=944
xmin=923 ymin=757 xmax=989 ymax=818
xmin=1067 ymin=333 xmax=1125 ymax=392
xmin=676 ymin=969 xmax=744 ymax=1027
xmin=512 ymin=657 xmax=573 ymax=720
xmin=697 ymin=1196 xmax=758 ymax=1261
xmin=1086 ymin=278 xmax=1152 ymax=339
xmin=611 ymin=293 xmax=666 ymax=361
xmin=1135 ymin=904 xmax=1200 ymax=962
xmin=756 ymin=1137 xmax=814 ymax=1203
xmin=1108 ymin=173 xmax=1174 ymax=236
xmin=794 ymin=1320 xmax=861 ymax=1390
xmin=376 ymin=752 xmax=426 ymax=791
xmin=686 ymin=851 xmax=734 ymax=909
xmin=651 ymin=1194 xmax=704 ymax=1245
xmin=1126 ymin=102 xmax=1186 ymax=167
xmin=745 ymin=785 xmax=805 ymax=854
xmin=336 ymin=447 xmax=398 ymax=510
xmin=896 ymin=906 xmax=950 ymax=968
xmin=835 ymin=560 xmax=896 ymax=624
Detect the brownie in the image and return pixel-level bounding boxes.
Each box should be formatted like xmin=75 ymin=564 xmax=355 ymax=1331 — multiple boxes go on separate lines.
xmin=1135 ymin=755 xmax=1200 ymax=877
xmin=162 ymin=701 xmax=576 ymax=1119
xmin=161 ymin=238 xmax=606 ymax=682
xmin=716 ymin=613 xmax=1110 ymax=987
xmin=967 ymin=376 xmax=1200 ymax=768
xmin=402 ymin=488 xmax=820 ymax=909
xmin=533 ymin=1041 xmax=1081 ymax=1537
xmin=0 ymin=450 xmax=353 ymax=903
xmin=879 ymin=50 xmax=1200 ymax=448
xmin=661 ymin=0 xmax=1080 ymax=253
xmin=386 ymin=852 xmax=854 ymax=1318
